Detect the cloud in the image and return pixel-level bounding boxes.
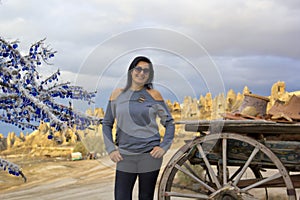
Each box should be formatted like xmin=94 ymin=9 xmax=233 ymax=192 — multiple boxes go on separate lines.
xmin=2 ymin=0 xmax=299 ymax=58
xmin=216 ymin=55 xmax=300 ymax=95
xmin=185 ymin=1 xmax=300 ymax=58
xmin=0 ymin=0 xmax=299 ymax=107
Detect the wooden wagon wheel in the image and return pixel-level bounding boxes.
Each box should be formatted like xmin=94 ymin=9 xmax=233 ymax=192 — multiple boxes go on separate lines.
xmin=158 ymin=133 xmax=297 ymax=200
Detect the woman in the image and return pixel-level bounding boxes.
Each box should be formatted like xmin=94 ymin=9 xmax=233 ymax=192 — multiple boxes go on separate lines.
xmin=102 ymin=56 xmax=175 ymax=200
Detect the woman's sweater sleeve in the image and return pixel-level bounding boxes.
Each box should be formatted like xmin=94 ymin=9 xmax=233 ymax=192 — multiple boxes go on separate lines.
xmin=156 ymin=101 xmax=175 ymax=152
xmin=102 ymin=101 xmax=116 ymax=154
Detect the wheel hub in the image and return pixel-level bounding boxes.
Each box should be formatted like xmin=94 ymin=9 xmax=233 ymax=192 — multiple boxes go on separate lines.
xmin=211 ymin=187 xmax=242 ymax=200
xmin=210 ymin=185 xmax=258 ymax=200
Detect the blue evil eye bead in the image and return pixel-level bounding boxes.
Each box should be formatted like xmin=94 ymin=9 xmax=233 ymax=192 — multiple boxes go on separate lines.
xmin=12 ymin=44 xmax=18 ymax=49
xmin=35 ymin=108 xmax=41 ymax=115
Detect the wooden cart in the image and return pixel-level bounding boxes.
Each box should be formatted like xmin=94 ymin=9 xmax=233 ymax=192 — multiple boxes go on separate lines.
xmin=158 ymin=120 xmax=300 ymax=200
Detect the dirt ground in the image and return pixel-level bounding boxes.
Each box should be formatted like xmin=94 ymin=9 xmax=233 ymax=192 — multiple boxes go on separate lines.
xmin=0 ymin=145 xmax=181 ymax=200
xmin=0 ymin=141 xmax=299 ymax=200
xmin=0 ymin=156 xmax=114 ymax=200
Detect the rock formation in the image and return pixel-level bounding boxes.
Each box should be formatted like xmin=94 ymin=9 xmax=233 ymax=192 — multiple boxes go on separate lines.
xmin=268 ymin=81 xmax=291 ymax=110
xmin=1 ymin=81 xmax=299 ymax=158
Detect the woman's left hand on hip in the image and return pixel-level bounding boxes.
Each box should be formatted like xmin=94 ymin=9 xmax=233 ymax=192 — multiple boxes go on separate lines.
xmin=150 ymin=146 xmax=165 ymax=158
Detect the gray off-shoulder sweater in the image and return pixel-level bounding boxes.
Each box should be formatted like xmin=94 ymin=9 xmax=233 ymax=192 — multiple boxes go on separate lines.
xmin=102 ymin=88 xmax=175 ymax=155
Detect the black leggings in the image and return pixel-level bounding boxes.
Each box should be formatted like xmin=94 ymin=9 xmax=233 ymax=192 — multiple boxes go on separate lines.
xmin=115 ymin=170 xmax=160 ymax=200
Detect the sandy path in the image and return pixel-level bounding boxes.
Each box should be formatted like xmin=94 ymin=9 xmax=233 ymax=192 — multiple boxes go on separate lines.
xmin=1 ymin=146 xmax=299 ymax=200
xmin=0 ymin=157 xmax=115 ymax=200
xmin=0 ymin=149 xmax=178 ymax=200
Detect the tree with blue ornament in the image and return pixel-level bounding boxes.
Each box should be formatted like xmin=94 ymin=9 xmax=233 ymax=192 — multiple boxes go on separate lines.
xmin=0 ymin=37 xmax=101 ymax=182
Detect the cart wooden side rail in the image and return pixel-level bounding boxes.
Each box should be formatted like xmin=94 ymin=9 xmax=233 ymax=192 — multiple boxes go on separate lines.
xmin=158 ymin=120 xmax=300 ymax=200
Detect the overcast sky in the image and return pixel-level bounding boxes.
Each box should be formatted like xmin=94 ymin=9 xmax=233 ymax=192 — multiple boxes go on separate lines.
xmin=1 ymin=0 xmax=299 ymax=134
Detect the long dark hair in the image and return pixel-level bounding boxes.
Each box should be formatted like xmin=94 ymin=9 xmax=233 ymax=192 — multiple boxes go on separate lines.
xmin=123 ymin=56 xmax=154 ymax=92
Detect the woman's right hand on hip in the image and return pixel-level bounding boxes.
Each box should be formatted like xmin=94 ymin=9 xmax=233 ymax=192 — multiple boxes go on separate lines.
xmin=109 ymin=150 xmax=123 ymax=163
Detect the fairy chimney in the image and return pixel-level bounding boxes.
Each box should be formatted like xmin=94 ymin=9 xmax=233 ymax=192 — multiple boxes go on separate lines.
xmin=226 ymin=89 xmax=236 ymax=112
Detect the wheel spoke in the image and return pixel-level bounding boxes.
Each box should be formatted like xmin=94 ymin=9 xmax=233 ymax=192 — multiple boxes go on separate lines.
xmin=241 ymin=172 xmax=282 ymax=191
xmin=229 ymin=166 xmax=243 ymax=182
xmin=196 ymin=144 xmax=221 ymax=189
xmin=233 ymin=146 xmax=260 ymax=186
xmin=183 ymin=162 xmax=201 ymax=180
xmin=222 ymin=138 xmax=227 ymax=185
xmin=175 ymin=164 xmax=216 ymax=193
xmin=164 ymin=191 xmax=209 ymax=199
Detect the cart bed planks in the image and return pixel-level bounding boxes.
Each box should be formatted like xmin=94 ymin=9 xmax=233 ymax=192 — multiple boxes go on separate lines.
xmin=180 ymin=119 xmax=300 ymax=140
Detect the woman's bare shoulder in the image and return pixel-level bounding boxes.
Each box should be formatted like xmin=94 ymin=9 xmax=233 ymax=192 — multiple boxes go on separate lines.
xmin=146 ymin=89 xmax=164 ymax=101
xmin=110 ymin=88 xmax=123 ymax=100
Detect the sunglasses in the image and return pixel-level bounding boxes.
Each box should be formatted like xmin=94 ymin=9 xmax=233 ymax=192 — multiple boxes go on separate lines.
xmin=134 ymin=66 xmax=150 ymax=74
